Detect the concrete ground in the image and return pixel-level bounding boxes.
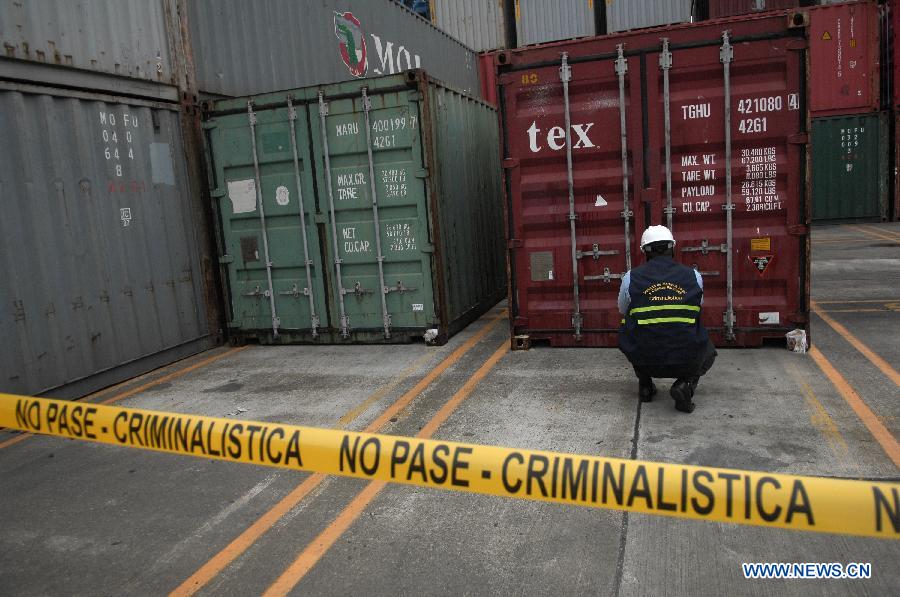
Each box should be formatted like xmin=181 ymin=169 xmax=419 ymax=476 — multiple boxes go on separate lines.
xmin=1 ymin=222 xmax=898 ymax=596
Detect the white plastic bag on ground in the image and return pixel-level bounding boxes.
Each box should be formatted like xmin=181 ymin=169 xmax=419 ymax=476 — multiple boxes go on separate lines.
xmin=786 ymin=329 xmax=807 ymax=354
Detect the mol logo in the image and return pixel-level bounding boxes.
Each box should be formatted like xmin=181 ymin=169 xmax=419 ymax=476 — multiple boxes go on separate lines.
xmin=526 ymin=121 xmax=596 ymax=153
xmin=334 ymin=11 xmax=368 ymax=78
xmin=334 ymin=11 xmax=422 ymax=79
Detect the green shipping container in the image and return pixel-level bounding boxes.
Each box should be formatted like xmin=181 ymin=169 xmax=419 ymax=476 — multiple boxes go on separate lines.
xmin=811 ymin=112 xmax=890 ymax=222
xmin=204 ymin=71 xmax=505 ymax=344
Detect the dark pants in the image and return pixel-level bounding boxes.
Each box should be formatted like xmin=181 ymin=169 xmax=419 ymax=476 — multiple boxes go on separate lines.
xmin=630 ymin=339 xmax=717 ymax=382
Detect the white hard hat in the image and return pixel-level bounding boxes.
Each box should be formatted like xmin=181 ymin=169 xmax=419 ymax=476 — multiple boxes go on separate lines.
xmin=640 ymin=225 xmax=675 ymax=249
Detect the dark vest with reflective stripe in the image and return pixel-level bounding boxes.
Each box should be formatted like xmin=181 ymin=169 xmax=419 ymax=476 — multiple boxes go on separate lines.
xmin=619 ymin=256 xmax=708 ymax=367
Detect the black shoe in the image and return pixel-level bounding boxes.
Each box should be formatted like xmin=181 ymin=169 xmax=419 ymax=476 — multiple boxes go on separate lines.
xmin=639 ymin=379 xmax=657 ymax=402
xmin=670 ymin=379 xmax=696 ymax=413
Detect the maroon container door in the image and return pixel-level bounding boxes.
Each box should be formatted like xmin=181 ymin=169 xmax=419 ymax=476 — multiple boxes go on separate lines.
xmin=498 ymin=13 xmax=810 ymax=348
xmin=501 ymin=53 xmax=640 ymax=346
xmin=808 ymin=1 xmax=880 ymax=117
xmin=647 ymin=34 xmax=806 ymax=346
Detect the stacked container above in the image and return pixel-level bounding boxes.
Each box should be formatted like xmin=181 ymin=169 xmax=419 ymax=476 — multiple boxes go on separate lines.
xmin=487 ymin=10 xmax=812 ymax=348
xmin=203 ymin=71 xmax=506 ymax=344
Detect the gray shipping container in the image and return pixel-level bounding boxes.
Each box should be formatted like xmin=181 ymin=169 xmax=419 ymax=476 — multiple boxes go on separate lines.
xmin=430 ymin=0 xmax=508 ymax=51
xmin=513 ymin=0 xmax=695 ymax=46
xmin=0 ymin=0 xmax=175 ymax=85
xmin=187 ymin=0 xmax=481 ymax=98
xmin=606 ymin=0 xmax=694 ymax=33
xmin=0 ymin=84 xmax=218 ymax=398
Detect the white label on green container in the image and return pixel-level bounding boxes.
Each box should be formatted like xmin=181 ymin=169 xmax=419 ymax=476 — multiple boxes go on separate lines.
xmin=228 ymin=179 xmax=257 ymax=214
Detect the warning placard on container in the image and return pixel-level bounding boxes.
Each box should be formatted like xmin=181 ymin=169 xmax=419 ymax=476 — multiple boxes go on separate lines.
xmin=750 ymin=237 xmax=772 ymax=252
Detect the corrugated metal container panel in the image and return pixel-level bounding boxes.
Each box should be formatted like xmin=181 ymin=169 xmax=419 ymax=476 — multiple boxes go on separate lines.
xmin=188 ymin=0 xmax=480 ymax=98
xmin=0 ymin=85 xmax=216 ymax=398
xmin=494 ymin=12 xmax=810 ymax=348
xmin=204 ymin=71 xmax=505 ymax=344
xmin=606 ymin=0 xmax=694 ymax=33
xmin=516 ymin=0 xmax=595 ymax=46
xmin=809 ymin=1 xmax=879 ymax=116
xmin=430 ymin=0 xmax=507 ymax=51
xmin=708 ymin=0 xmax=801 ymax=18
xmin=812 ymin=112 xmax=889 ymax=220
xmin=0 ymin=0 xmax=174 ymax=84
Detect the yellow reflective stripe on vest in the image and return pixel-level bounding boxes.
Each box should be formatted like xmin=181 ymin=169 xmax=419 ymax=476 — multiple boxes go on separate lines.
xmin=636 ymin=317 xmax=697 ymax=325
xmin=629 ymin=304 xmax=701 ymax=315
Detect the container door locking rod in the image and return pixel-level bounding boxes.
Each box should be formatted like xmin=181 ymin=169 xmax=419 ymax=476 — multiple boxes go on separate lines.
xmin=615 ymin=44 xmax=633 ymax=273
xmin=318 ymin=91 xmax=351 ymax=338
xmin=720 ymin=32 xmax=736 ymax=340
xmin=660 ymin=38 xmax=674 ymax=232
xmin=286 ymin=97 xmax=319 ymax=337
xmin=560 ymin=53 xmax=582 ymax=340
xmin=361 ymin=87 xmax=392 ymax=339
xmin=247 ymin=102 xmax=280 ymax=338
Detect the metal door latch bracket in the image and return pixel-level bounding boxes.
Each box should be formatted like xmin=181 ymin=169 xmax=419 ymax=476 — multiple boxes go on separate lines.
xmin=584 ymin=268 xmax=624 ymax=283
xmin=342 ymin=281 xmax=372 ymax=296
xmin=576 ymin=244 xmax=618 ymax=260
xmin=279 ymin=284 xmax=311 ymax=298
xmin=681 ymin=239 xmax=728 ymax=255
xmin=243 ymin=285 xmax=271 ymax=298
xmin=384 ymin=280 xmax=416 ymax=294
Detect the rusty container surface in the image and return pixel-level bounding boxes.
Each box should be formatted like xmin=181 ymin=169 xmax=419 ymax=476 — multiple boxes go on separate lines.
xmin=492 ymin=11 xmax=810 ymax=348
xmin=808 ymin=1 xmax=880 ymax=116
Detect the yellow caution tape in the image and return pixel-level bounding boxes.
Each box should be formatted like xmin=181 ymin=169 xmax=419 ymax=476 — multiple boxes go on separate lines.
xmin=1 ymin=393 xmax=897 ymax=539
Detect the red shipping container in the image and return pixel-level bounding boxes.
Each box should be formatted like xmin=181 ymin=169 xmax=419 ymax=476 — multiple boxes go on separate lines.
xmin=808 ymin=1 xmax=880 ymax=116
xmin=492 ymin=11 xmax=811 ymax=348
xmin=708 ymin=0 xmax=801 ymax=19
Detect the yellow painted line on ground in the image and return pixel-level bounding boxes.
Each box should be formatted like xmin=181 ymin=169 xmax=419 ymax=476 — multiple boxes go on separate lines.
xmin=813 ymin=238 xmax=878 ymax=245
xmin=809 ymin=347 xmax=900 ymax=468
xmin=846 ymin=225 xmax=899 ymax=243
xmin=819 ymin=308 xmax=891 ymax=313
xmin=262 ymin=341 xmax=511 ymax=597
xmin=0 ymin=347 xmax=247 ymax=451
xmin=785 ymin=362 xmax=850 ymax=463
xmin=811 ymin=301 xmax=900 ymax=387
xmin=170 ymin=310 xmax=507 ymax=597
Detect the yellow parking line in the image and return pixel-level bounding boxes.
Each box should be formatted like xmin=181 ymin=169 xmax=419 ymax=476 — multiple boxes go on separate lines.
xmin=786 ymin=362 xmax=849 ymax=462
xmin=846 ymin=225 xmax=899 ymax=243
xmin=170 ymin=310 xmax=507 ymax=597
xmin=811 ymin=301 xmax=900 ymax=387
xmin=262 ymin=341 xmax=511 ymax=597
xmin=809 ymin=347 xmax=900 ymax=468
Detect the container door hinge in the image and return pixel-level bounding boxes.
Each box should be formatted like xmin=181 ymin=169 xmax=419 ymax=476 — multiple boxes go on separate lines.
xmin=413 ymin=168 xmax=428 ymax=178
xmin=201 ymin=121 xmax=217 ymax=130
xmin=218 ymin=255 xmax=234 ymax=264
xmin=788 ymin=225 xmax=809 ymax=236
xmin=508 ymin=238 xmax=524 ymax=249
xmin=210 ymin=188 xmax=226 ymax=198
xmin=502 ymin=158 xmax=520 ymax=169
xmin=514 ymin=316 xmax=529 ymax=327
xmin=420 ymin=243 xmax=434 ymax=253
xmin=788 ymin=133 xmax=809 ymax=144
xmin=407 ymin=90 xmax=424 ymax=102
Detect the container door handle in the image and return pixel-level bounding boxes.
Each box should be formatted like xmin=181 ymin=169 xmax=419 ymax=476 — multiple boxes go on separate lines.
xmin=660 ymin=38 xmax=675 ymax=231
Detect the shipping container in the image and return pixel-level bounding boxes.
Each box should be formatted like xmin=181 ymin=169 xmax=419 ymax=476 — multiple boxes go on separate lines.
xmin=708 ymin=0 xmax=804 ymax=19
xmin=430 ymin=0 xmax=509 ymax=51
xmin=0 ymin=84 xmax=218 ymax=398
xmin=808 ymin=1 xmax=880 ymax=116
xmin=0 ymin=0 xmax=175 ymax=85
xmin=606 ymin=0 xmax=694 ymax=34
xmin=204 ymin=71 xmax=506 ymax=344
xmin=892 ymin=0 xmax=899 ymax=107
xmin=187 ymin=0 xmax=481 ymax=98
xmin=514 ymin=0 xmax=596 ymax=46
xmin=491 ymin=11 xmax=811 ymax=348
xmin=812 ymin=112 xmax=889 ymax=220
